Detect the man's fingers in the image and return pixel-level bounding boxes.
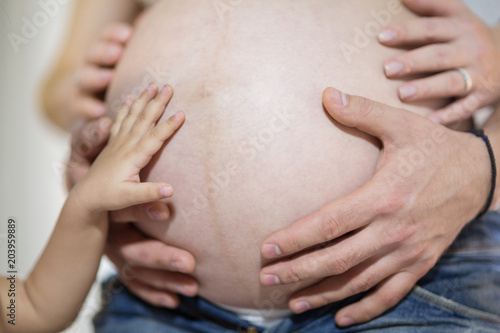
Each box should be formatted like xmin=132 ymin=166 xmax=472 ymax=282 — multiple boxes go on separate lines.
xmin=127 ymin=266 xmax=198 ymax=297
xmin=288 ymin=255 xmax=395 ymax=313
xmin=261 ymin=226 xmax=386 ymax=286
xmin=86 ymin=40 xmax=124 ymax=66
xmin=110 ymin=201 xmax=170 ymax=223
xmin=398 ymin=70 xmax=470 ymax=102
xmin=72 ymin=117 xmax=111 ymax=161
xmin=100 ymin=22 xmax=133 ymax=44
xmin=401 ymin=0 xmax=467 ymax=17
xmin=384 ymin=44 xmax=466 ymax=78
xmin=76 ymin=66 xmax=113 ymax=93
xmin=335 ymin=272 xmax=418 ymax=327
xmin=106 ymin=224 xmax=196 ymax=273
xmin=379 ymin=18 xmax=458 ymax=46
xmin=322 ymin=87 xmax=413 ymax=144
xmin=74 ymin=96 xmax=107 ymax=119
xmin=125 ymin=279 xmax=180 ymax=309
xmin=261 ymin=181 xmax=383 ymax=259
xmin=427 ymin=94 xmax=480 ymax=125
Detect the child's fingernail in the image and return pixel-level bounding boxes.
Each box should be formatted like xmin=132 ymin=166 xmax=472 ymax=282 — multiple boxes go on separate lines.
xmin=384 ymin=60 xmax=404 ymax=76
xmin=294 ymin=301 xmax=311 ymax=313
xmin=174 ymin=111 xmax=183 ymax=120
xmin=125 ymin=95 xmax=134 ymax=105
xmin=161 ymin=186 xmax=173 ymax=197
xmin=378 ymin=29 xmax=397 ymax=42
xmin=329 ymin=88 xmax=349 ymax=106
xmin=160 ymin=85 xmax=168 ymax=94
xmin=399 ymin=85 xmax=417 ymax=100
xmin=338 ymin=317 xmax=355 ymax=327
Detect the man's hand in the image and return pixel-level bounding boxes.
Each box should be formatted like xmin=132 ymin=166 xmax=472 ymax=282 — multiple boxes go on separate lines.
xmin=379 ymin=0 xmax=500 ymax=125
xmin=68 ymin=23 xmax=132 ymax=124
xmin=67 ymin=115 xmax=198 ymax=308
xmin=105 ymin=222 xmax=197 ymax=308
xmin=260 ymin=87 xmax=492 ymax=326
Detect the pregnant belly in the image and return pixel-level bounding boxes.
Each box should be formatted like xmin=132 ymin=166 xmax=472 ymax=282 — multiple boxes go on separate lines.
xmin=106 ymin=0 xmax=442 ymax=309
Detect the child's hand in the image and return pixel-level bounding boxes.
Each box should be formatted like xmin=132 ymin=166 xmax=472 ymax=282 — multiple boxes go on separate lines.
xmin=379 ymin=0 xmax=500 ymax=125
xmin=73 ymin=83 xmax=185 ymax=213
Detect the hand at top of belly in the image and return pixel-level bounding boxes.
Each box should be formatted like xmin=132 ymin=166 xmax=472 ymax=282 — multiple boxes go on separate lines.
xmin=259 ymin=87 xmax=491 ymax=326
xmin=379 ymin=0 xmax=500 ymax=125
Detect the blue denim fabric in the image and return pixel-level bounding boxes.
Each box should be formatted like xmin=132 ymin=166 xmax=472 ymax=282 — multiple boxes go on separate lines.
xmin=94 ymin=212 xmax=500 ymax=333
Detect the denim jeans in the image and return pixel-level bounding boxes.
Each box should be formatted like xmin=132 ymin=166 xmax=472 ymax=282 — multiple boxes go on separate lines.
xmin=94 ymin=212 xmax=500 ymax=332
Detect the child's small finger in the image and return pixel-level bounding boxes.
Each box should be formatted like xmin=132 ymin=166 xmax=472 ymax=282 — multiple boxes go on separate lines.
xmin=120 ymin=83 xmax=158 ymax=133
xmin=111 ymin=95 xmax=134 ymax=137
xmin=131 ymin=84 xmax=174 ymax=136
xmin=137 ymin=111 xmax=185 ymax=159
xmin=121 ymin=183 xmax=174 ymax=208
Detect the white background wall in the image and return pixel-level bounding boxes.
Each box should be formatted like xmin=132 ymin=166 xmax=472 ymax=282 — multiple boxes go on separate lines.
xmin=0 ymin=1 xmax=499 ymax=333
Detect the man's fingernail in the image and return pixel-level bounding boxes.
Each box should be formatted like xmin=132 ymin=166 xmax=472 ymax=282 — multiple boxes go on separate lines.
xmin=378 ymin=29 xmax=397 ymax=43
xmin=147 ymin=206 xmax=166 ymax=220
xmin=107 ymin=47 xmax=120 ymax=60
xmin=384 ymin=60 xmax=404 ymax=77
xmin=329 ymin=88 xmax=349 ymax=106
xmin=161 ymin=186 xmax=173 ymax=197
xmin=338 ymin=316 xmax=355 ymax=327
xmin=160 ymin=299 xmax=173 ymax=308
xmin=175 ymin=284 xmax=187 ymax=294
xmin=399 ymin=85 xmax=417 ymax=100
xmin=262 ymin=244 xmax=282 ymax=257
xmin=294 ymin=301 xmax=311 ymax=313
xmin=262 ymin=274 xmax=281 ymax=286
xmin=172 ymin=260 xmax=187 ymax=273
xmin=117 ymin=28 xmax=131 ymax=41
xmin=94 ymin=105 xmax=106 ymax=116
xmin=100 ymin=69 xmax=113 ymax=81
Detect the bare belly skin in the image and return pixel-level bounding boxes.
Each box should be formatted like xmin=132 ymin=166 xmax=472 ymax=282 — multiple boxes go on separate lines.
xmin=106 ymin=0 xmax=448 ymax=309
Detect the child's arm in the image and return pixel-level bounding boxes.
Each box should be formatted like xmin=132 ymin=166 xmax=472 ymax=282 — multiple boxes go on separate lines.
xmin=0 ymin=84 xmax=184 ymax=333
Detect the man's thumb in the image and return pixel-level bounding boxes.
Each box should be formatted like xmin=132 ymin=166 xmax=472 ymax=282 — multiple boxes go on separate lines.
xmin=322 ymin=87 xmax=409 ymax=143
